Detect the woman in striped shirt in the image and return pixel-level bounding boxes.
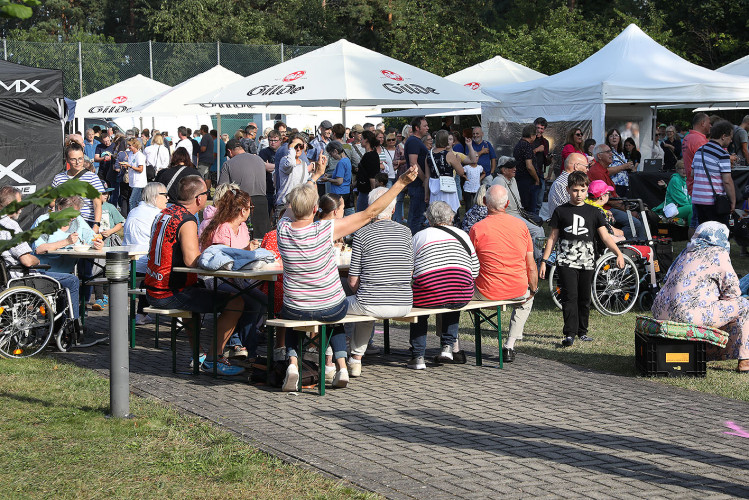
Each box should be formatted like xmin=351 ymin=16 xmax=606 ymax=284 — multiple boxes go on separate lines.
xmin=408 ymin=202 xmax=480 ymax=370
xmin=277 ymin=161 xmax=418 ymax=391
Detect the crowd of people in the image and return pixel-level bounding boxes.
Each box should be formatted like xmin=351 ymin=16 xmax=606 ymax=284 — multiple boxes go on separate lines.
xmin=2 ymin=111 xmax=748 ymax=388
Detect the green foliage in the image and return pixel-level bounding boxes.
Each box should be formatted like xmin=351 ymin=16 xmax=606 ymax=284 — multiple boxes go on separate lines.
xmin=0 ymin=0 xmax=39 ymax=19
xmin=0 ymin=180 xmax=100 ymax=254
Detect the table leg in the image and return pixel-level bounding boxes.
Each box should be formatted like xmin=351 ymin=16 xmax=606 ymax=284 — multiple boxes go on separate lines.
xmin=319 ymin=325 xmax=326 ymax=396
xmin=298 ymin=333 xmax=304 ymax=392
xmin=266 ymin=280 xmax=275 ymax=374
xmin=497 ymin=306 xmax=503 ymax=369
xmin=474 ymin=310 xmax=482 ymax=366
xmin=383 ymin=319 xmax=390 ymax=354
xmin=129 ymin=260 xmax=136 ymax=348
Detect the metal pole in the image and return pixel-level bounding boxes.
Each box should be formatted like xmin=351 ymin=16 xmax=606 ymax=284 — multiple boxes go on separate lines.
xmin=107 ymin=251 xmax=131 ymax=418
xmin=217 ymin=40 xmax=220 ymax=66
xmin=216 ymin=113 xmax=222 ymax=169
xmin=280 ymin=43 xmax=284 ymax=63
xmin=3 ymin=39 xmax=6 ymax=60
xmin=149 ymin=41 xmax=153 ymax=80
xmin=78 ymin=42 xmax=84 ymax=98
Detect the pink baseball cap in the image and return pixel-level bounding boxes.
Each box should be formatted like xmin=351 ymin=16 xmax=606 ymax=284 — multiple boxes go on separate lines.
xmin=588 ymin=180 xmax=615 ymax=198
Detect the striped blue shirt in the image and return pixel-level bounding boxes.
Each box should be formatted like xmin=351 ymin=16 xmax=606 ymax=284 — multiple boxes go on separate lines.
xmin=692 ymin=140 xmax=730 ymax=206
xmin=52 ymin=170 xmax=105 ymax=222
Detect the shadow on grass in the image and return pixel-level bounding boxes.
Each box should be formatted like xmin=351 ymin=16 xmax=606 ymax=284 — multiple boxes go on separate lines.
xmin=0 ymin=390 xmax=104 ymax=413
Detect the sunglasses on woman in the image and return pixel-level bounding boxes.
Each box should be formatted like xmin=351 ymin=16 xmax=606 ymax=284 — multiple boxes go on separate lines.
xmin=293 ymin=143 xmax=305 ymax=151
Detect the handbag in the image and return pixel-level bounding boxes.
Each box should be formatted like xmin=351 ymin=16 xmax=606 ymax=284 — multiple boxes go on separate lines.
xmin=700 ymin=149 xmax=731 ymax=215
xmin=430 ymin=150 xmax=457 ymax=193
xmin=507 ymin=179 xmax=543 ymax=226
xmin=146 ymin=164 xmax=157 ymax=182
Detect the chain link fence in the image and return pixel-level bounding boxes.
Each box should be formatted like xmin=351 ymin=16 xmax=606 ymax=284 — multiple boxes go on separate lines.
xmin=2 ymin=40 xmax=319 ymax=98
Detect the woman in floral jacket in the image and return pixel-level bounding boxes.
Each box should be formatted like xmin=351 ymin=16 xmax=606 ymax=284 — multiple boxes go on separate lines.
xmin=652 ymin=222 xmax=749 ymax=373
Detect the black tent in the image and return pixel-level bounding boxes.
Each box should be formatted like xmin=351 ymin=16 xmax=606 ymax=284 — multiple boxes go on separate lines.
xmin=0 ymin=60 xmax=64 ymax=225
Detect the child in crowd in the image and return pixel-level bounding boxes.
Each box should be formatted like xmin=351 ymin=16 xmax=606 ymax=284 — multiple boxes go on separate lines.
xmin=375 ymin=172 xmax=389 ymax=188
xmin=461 ymin=162 xmax=484 ymax=210
xmin=539 ymin=172 xmax=625 ymax=347
xmin=585 ymin=180 xmax=625 ymax=243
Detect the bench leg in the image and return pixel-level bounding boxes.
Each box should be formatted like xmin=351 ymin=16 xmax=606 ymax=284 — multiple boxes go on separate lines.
xmin=266 ymin=280 xmax=275 ymax=375
xmin=319 ymin=325 xmax=327 ymax=396
xmin=171 ymin=317 xmax=177 ymax=374
xmin=193 ymin=316 xmax=201 ymax=376
xmin=298 ymin=331 xmax=304 ymax=392
xmin=474 ymin=310 xmax=482 ymax=366
xmin=212 ymin=308 xmax=218 ymax=378
xmin=383 ymin=319 xmax=390 ymax=354
xmin=497 ymin=306 xmax=503 ymax=369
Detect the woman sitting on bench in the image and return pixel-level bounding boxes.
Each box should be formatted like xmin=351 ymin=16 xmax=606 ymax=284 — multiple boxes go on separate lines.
xmin=652 ymin=221 xmax=749 ymax=373
xmin=277 ymin=161 xmax=418 ymax=391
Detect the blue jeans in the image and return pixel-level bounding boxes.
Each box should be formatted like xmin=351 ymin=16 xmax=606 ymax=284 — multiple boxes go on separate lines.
xmin=356 ymin=191 xmax=369 ymax=212
xmin=407 ymin=185 xmax=426 ymax=235
xmin=129 ymin=187 xmax=143 ymax=212
xmin=409 ymin=309 xmax=461 ymax=358
xmin=533 ymin=178 xmax=545 ymax=215
xmin=610 ymin=207 xmax=645 ymax=240
xmin=394 ymin=190 xmax=405 ymax=223
xmin=43 ymin=271 xmax=80 ymax=319
xmin=221 ymin=283 xmax=267 ymax=356
xmin=281 ymin=300 xmax=348 ymax=360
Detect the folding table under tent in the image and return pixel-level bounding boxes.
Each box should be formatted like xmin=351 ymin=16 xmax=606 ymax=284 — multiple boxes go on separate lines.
xmin=0 ymin=60 xmax=64 ymax=224
xmin=195 ymin=39 xmax=495 ymax=123
xmin=482 ymin=24 xmax=749 ymax=158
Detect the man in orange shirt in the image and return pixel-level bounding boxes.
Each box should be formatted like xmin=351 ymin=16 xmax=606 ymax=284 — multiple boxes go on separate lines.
xmin=470 ymin=184 xmax=538 ymax=363
xmin=682 ymin=113 xmax=711 ymax=234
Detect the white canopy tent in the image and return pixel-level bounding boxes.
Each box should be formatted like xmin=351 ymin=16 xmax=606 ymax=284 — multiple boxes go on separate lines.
xmin=482 ymin=24 xmax=749 ymax=157
xmin=73 ymin=74 xmax=172 ymax=132
xmin=369 ymin=55 xmax=544 ymax=118
xmin=195 ymin=39 xmax=494 ymax=125
xmin=692 ymin=55 xmax=749 ymax=111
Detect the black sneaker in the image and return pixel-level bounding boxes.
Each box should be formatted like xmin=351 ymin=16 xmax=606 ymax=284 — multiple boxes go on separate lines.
xmin=502 ymin=347 xmax=516 ymax=362
xmin=452 ymin=350 xmax=467 ymax=364
xmin=562 ymin=336 xmax=574 ymax=347
xmin=578 ymin=335 xmax=594 ymax=342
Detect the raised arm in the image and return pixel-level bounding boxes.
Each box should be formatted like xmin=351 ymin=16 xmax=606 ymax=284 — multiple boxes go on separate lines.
xmin=333 ymin=166 xmax=418 ymax=241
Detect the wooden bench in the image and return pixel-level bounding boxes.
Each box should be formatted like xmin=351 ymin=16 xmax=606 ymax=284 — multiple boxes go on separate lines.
xmin=143 ymin=307 xmax=202 ymax=375
xmin=266 ymin=298 xmax=524 ymax=395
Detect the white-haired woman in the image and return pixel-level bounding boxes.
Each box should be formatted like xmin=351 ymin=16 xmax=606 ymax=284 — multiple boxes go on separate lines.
xmin=277 ymin=161 xmax=418 ymax=391
xmin=344 ymin=186 xmax=414 ymax=378
xmin=124 ymin=181 xmax=168 ymax=324
xmin=408 ymin=201 xmax=479 ymax=370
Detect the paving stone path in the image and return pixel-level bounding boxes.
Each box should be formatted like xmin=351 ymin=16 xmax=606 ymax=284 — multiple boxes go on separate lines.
xmin=65 ymin=312 xmax=749 ymax=499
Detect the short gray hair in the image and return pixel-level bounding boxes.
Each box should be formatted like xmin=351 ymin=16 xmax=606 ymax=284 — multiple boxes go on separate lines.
xmin=142 ymin=182 xmax=166 ymax=205
xmin=592 ymin=143 xmax=608 ymax=159
xmin=425 ymin=201 xmax=454 ymax=226
xmin=485 ymin=184 xmax=508 ymax=211
xmin=368 ymin=187 xmax=395 ymax=220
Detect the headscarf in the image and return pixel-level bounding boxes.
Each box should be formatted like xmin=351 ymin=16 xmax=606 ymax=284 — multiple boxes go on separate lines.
xmin=666 ymin=221 xmax=730 ymax=280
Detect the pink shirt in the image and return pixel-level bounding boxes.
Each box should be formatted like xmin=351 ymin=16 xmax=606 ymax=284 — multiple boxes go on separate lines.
xmin=209 ymin=222 xmax=250 ymax=249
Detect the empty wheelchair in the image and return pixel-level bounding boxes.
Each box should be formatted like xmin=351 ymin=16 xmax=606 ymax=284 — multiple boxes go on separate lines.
xmin=0 ymin=262 xmax=78 ymax=358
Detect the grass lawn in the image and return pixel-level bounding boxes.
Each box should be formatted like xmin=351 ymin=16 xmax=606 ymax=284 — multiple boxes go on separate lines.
xmin=457 ymin=239 xmax=749 ymax=402
xmin=0 ymin=357 xmax=374 ymax=500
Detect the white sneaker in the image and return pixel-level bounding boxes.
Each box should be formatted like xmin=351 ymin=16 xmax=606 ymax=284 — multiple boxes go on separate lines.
xmin=347 ymin=359 xmax=362 ymax=377
xmin=407 ymin=356 xmax=426 ymax=370
xmin=332 ymin=368 xmax=349 ymax=388
xmin=281 ymin=364 xmax=299 ymax=392
xmin=324 ymin=365 xmax=336 ymax=386
xmin=135 ymin=313 xmax=154 ymax=325
xmin=437 ymin=345 xmax=453 ymax=363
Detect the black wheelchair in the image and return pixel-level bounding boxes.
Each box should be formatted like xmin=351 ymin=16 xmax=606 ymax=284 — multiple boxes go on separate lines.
xmin=0 ymin=261 xmax=79 ymax=358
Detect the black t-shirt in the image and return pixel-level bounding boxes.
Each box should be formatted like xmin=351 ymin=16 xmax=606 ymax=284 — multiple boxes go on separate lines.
xmin=259 ymin=146 xmax=276 ymax=196
xmin=155 ymin=165 xmax=201 ymax=204
xmin=404 ymin=135 xmax=428 ymax=188
xmin=513 ymin=139 xmax=535 ymax=182
xmin=550 ymin=203 xmax=607 ymax=270
xmin=357 ymin=151 xmax=380 ymax=194
xmin=95 ymin=143 xmax=116 ymax=180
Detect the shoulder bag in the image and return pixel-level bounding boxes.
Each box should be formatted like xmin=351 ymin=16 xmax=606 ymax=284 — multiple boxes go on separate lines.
xmin=506 ymin=179 xmax=543 ymax=226
xmin=432 ymin=225 xmax=471 ymax=257
xmin=165 ymin=166 xmax=187 ymax=194
xmin=430 ymin=149 xmax=457 ymax=193
xmin=700 ymin=149 xmax=731 ymax=215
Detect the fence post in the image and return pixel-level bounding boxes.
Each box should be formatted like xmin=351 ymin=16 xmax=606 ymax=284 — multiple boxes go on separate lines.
xmin=78 ymin=41 xmax=83 ymax=98
xmin=217 ymin=40 xmax=220 ymax=66
xmin=149 ymin=40 xmax=153 ymax=79
xmin=3 ymin=39 xmax=6 ymax=60
xmin=280 ymin=43 xmax=284 ymax=63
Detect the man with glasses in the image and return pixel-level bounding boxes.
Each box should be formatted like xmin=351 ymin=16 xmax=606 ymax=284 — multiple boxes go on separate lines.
xmin=53 ymin=142 xmax=105 ymax=234
xmin=219 ymin=139 xmax=271 ymax=239
xmin=589 ymin=144 xmax=645 ymax=239
xmin=471 ymin=126 xmax=497 ymax=177
xmin=547 ymin=153 xmax=589 ymax=220
xmin=259 ymin=130 xmax=282 ymax=217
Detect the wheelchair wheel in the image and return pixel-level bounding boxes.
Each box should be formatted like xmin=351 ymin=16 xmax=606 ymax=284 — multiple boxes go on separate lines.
xmin=55 ymin=318 xmax=76 ymax=353
xmin=0 ymin=286 xmax=54 ymax=358
xmin=638 ymin=290 xmax=655 ymax=312
xmin=591 ymin=253 xmax=639 ymax=316
xmin=548 ymin=265 xmax=562 ymax=310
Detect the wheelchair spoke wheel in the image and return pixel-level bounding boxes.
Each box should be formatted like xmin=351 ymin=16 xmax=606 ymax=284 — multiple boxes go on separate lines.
xmin=548 ymin=265 xmax=562 ymax=310
xmin=0 ymin=286 xmax=54 ymax=358
xmin=591 ymin=253 xmax=639 ymax=316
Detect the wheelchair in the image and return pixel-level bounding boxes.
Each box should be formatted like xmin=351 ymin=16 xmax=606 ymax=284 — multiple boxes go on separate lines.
xmin=544 ymin=199 xmax=670 ymax=316
xmin=0 ymin=261 xmax=78 ymax=358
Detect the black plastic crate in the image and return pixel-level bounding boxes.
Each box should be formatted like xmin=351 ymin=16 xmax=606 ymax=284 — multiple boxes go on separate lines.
xmin=635 ymin=332 xmax=706 ymax=377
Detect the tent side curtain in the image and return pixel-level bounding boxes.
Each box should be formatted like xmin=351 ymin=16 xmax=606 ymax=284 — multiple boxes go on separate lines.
xmin=482 ymin=102 xmax=606 ymax=143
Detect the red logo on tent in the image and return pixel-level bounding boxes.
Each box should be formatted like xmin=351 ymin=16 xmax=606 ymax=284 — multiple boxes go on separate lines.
xmin=112 ymin=96 xmax=128 ymax=104
xmin=283 ymin=71 xmax=306 ymax=82
xmin=464 ymin=82 xmax=481 ymax=90
xmin=381 ymin=70 xmax=403 ymax=81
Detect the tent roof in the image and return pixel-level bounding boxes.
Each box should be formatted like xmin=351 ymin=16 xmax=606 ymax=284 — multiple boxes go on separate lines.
xmin=717 ymin=54 xmax=749 ymax=76
xmin=200 ymin=39 xmax=494 ymax=107
xmin=0 ymin=59 xmax=63 ymax=98
xmin=128 ymin=65 xmax=252 ymax=116
xmin=75 ymin=74 xmax=171 ymax=119
xmin=484 ymin=24 xmax=749 ymax=107
xmin=446 ymin=56 xmax=545 ymax=91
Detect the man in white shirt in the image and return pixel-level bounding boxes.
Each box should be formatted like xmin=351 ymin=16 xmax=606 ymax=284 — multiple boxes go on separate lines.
xmin=175 ymin=126 xmax=193 ymax=159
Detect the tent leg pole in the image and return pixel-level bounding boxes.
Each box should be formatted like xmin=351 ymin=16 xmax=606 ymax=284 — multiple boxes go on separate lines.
xmin=341 ymin=105 xmax=347 ymax=128
xmin=217 ymin=113 xmax=222 ymax=173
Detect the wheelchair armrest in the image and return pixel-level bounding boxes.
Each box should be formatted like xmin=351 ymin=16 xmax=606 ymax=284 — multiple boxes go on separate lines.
xmin=7 ymin=264 xmax=51 ymax=275
xmin=28 ymin=264 xmax=51 ymax=271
